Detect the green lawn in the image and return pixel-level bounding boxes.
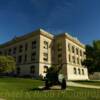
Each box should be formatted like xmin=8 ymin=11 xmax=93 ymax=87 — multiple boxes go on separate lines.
xmin=73 ymin=80 xmax=100 ymax=86
xmin=0 ymin=77 xmax=100 ymax=100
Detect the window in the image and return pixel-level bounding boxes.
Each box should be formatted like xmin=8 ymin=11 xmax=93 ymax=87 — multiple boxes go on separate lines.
xmin=32 ymin=40 xmax=36 ymax=49
xmin=77 ymin=58 xmax=79 ymax=64
xmin=58 ymin=48 xmax=62 ymax=51
xmin=43 ymin=53 xmax=48 ymax=61
xmin=43 ymin=53 xmax=48 ymax=57
xmin=0 ymin=51 xmax=2 ymax=55
xmin=44 ymin=66 xmax=48 ymax=73
xmin=24 ymin=54 xmax=27 ymax=62
xmin=72 ymin=46 xmax=75 ymax=53
xmin=44 ymin=41 xmax=48 ymax=49
xmin=25 ymin=43 xmax=28 ymax=51
xmin=58 ymin=54 xmax=62 ymax=58
xmin=74 ymin=68 xmax=77 ymax=74
xmin=43 ymin=58 xmax=48 ymax=61
xmin=19 ymin=45 xmax=23 ymax=53
xmin=8 ymin=48 xmax=12 ymax=55
xmin=83 ymin=51 xmax=86 ymax=56
xmin=78 ymin=68 xmax=81 ymax=74
xmin=80 ymin=59 xmax=83 ymax=65
xmin=82 ymin=69 xmax=84 ymax=75
xmin=80 ymin=50 xmax=82 ymax=56
xmin=57 ymin=43 xmax=62 ymax=51
xmin=30 ymin=66 xmax=35 ymax=74
xmin=31 ymin=52 xmax=36 ymax=61
xmin=13 ymin=47 xmax=17 ymax=54
xmin=69 ymin=54 xmax=71 ymax=62
xmin=68 ymin=43 xmax=70 ymax=51
xmin=72 ymin=56 xmax=75 ymax=63
xmin=76 ymin=48 xmax=79 ymax=55
xmin=18 ymin=55 xmax=22 ymax=63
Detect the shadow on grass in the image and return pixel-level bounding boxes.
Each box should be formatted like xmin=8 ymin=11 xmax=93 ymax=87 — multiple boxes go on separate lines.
xmin=28 ymin=87 xmax=65 ymax=92
xmin=28 ymin=86 xmax=73 ymax=92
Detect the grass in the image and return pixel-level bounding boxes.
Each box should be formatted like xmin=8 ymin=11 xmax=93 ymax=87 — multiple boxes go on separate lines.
xmin=0 ymin=77 xmax=99 ymax=100
xmin=73 ymin=80 xmax=100 ymax=86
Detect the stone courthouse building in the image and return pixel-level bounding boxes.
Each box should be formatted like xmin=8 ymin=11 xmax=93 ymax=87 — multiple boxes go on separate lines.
xmin=0 ymin=29 xmax=89 ymax=80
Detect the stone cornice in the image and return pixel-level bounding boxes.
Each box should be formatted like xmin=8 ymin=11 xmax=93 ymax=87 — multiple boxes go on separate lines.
xmin=55 ymin=33 xmax=85 ymax=49
xmin=0 ymin=29 xmax=54 ymax=48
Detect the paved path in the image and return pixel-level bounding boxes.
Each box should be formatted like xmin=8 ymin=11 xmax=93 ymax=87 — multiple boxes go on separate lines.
xmin=67 ymin=82 xmax=100 ymax=89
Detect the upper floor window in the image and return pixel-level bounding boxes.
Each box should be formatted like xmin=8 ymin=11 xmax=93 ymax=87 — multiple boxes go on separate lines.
xmin=58 ymin=48 xmax=62 ymax=51
xmin=19 ymin=45 xmax=23 ymax=53
xmin=43 ymin=53 xmax=48 ymax=61
xmin=77 ymin=58 xmax=79 ymax=64
xmin=31 ymin=52 xmax=36 ymax=61
xmin=76 ymin=48 xmax=79 ymax=55
xmin=72 ymin=56 xmax=75 ymax=63
xmin=43 ymin=53 xmax=48 ymax=57
xmin=57 ymin=43 xmax=62 ymax=51
xmin=18 ymin=55 xmax=22 ymax=63
xmin=72 ymin=46 xmax=75 ymax=53
xmin=69 ymin=54 xmax=71 ymax=62
xmin=8 ymin=48 xmax=12 ymax=55
xmin=32 ymin=40 xmax=36 ymax=49
xmin=13 ymin=47 xmax=17 ymax=54
xmin=0 ymin=51 xmax=2 ymax=55
xmin=24 ymin=54 xmax=27 ymax=62
xmin=58 ymin=54 xmax=62 ymax=57
xmin=83 ymin=51 xmax=86 ymax=55
xmin=44 ymin=41 xmax=48 ymax=49
xmin=25 ymin=43 xmax=28 ymax=51
xmin=68 ymin=43 xmax=70 ymax=51
xmin=80 ymin=50 xmax=82 ymax=56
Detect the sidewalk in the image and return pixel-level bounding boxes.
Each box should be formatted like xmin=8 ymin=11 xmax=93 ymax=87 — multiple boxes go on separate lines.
xmin=67 ymin=82 xmax=100 ymax=89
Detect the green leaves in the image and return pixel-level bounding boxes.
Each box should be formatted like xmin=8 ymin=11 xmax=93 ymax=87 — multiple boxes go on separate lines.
xmin=82 ymin=40 xmax=100 ymax=74
xmin=0 ymin=56 xmax=16 ymax=73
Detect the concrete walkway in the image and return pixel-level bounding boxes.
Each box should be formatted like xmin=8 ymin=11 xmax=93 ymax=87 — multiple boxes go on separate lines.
xmin=67 ymin=82 xmax=100 ymax=89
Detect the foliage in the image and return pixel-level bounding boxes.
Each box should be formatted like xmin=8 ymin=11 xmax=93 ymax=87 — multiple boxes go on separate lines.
xmin=82 ymin=40 xmax=100 ymax=74
xmin=45 ymin=64 xmax=66 ymax=89
xmin=0 ymin=56 xmax=16 ymax=74
xmin=46 ymin=64 xmax=63 ymax=81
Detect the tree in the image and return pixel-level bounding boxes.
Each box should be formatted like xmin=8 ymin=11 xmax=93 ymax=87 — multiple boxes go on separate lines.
xmin=0 ymin=56 xmax=16 ymax=74
xmin=82 ymin=40 xmax=100 ymax=74
xmin=44 ymin=64 xmax=66 ymax=90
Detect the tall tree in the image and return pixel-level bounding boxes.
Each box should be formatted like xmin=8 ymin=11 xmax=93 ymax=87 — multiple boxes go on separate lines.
xmin=82 ymin=40 xmax=100 ymax=74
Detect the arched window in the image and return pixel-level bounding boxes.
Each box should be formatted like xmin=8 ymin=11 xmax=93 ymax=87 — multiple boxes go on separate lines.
xmin=78 ymin=68 xmax=81 ymax=74
xmin=30 ymin=66 xmax=35 ymax=74
xmin=74 ymin=68 xmax=77 ymax=74
xmin=82 ymin=69 xmax=84 ymax=75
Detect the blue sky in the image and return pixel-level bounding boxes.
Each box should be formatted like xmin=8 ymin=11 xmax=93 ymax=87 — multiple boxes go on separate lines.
xmin=0 ymin=0 xmax=100 ymax=44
